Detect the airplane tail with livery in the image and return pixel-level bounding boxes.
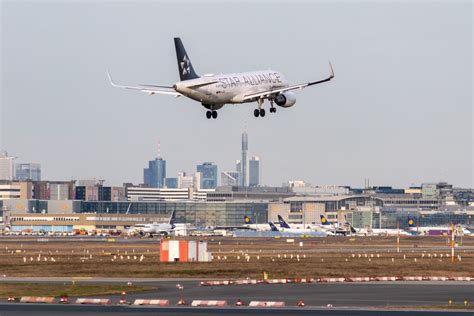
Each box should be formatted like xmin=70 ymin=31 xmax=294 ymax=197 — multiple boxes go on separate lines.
xmin=244 ymin=215 xmax=253 ymax=225
xmin=174 ymin=37 xmax=199 ymax=81
xmin=277 ymin=215 xmax=291 ymax=229
xmin=169 ymin=210 xmax=176 ymax=229
xmin=408 ymin=217 xmax=416 ymax=228
xmin=320 ymin=215 xmax=330 ymax=226
xmin=269 ymin=222 xmax=280 ymax=232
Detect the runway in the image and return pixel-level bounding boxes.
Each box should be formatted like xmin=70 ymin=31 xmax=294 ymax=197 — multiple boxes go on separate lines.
xmin=1 ymin=278 xmax=473 ymax=308
xmin=0 ymin=304 xmax=472 ymax=316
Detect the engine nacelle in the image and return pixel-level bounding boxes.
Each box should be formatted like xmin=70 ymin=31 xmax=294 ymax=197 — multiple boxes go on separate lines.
xmin=274 ymin=92 xmax=296 ymax=108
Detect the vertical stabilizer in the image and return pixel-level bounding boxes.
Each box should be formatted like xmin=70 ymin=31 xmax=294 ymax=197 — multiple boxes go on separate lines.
xmin=277 ymin=215 xmax=291 ymax=229
xmin=174 ymin=37 xmax=199 ymax=81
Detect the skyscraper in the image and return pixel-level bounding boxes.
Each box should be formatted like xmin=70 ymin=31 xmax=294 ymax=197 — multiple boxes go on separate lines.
xmin=235 ymin=160 xmax=241 ymax=174
xmin=249 ymin=156 xmax=260 ymax=187
xmin=221 ymin=171 xmax=240 ymax=187
xmin=144 ymin=158 xmax=166 ymax=188
xmin=15 ymin=163 xmax=41 ymax=181
xmin=241 ymin=132 xmax=249 ymax=187
xmin=177 ymin=171 xmax=201 ymax=190
xmin=197 ymin=162 xmax=218 ymax=189
xmin=0 ymin=151 xmax=15 ymax=180
xmin=143 ymin=142 xmax=166 ymax=188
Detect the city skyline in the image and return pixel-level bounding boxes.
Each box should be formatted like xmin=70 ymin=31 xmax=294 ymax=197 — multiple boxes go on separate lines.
xmin=1 ymin=1 xmax=472 ymax=188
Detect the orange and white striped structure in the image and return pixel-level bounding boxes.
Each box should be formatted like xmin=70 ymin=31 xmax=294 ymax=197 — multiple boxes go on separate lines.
xmin=450 ymin=276 xmax=472 ymax=281
xmin=375 ymin=276 xmax=397 ymax=282
xmin=346 ymin=277 xmax=371 ymax=282
xmin=264 ymin=279 xmax=287 ymax=284
xmin=401 ymin=276 xmax=423 ymax=281
xmin=75 ymin=298 xmax=111 ymax=305
xmin=249 ymin=301 xmax=285 ymax=307
xmin=160 ymin=240 xmax=211 ymax=262
xmin=20 ymin=297 xmax=55 ymax=304
xmin=133 ymin=299 xmax=170 ymax=306
xmin=318 ymin=277 xmax=345 ymax=283
xmin=290 ymin=278 xmax=313 ymax=283
xmin=191 ymin=300 xmax=228 ymax=307
xmin=200 ymin=280 xmax=232 ymax=286
xmin=425 ymin=276 xmax=448 ymax=281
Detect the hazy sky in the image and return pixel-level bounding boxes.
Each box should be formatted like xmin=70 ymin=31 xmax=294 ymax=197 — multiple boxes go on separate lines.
xmin=1 ymin=0 xmax=472 ymax=188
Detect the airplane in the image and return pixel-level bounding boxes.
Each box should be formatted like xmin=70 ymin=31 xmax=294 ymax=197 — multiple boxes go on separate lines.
xmin=243 ymin=215 xmax=272 ymax=231
xmin=277 ymin=215 xmax=320 ymax=234
xmin=406 ymin=217 xmax=471 ymax=236
xmin=133 ymin=210 xmax=176 ymax=237
xmin=269 ymin=220 xmax=327 ymax=237
xmin=319 ymin=215 xmax=349 ymax=236
xmin=108 ymin=37 xmax=334 ymax=119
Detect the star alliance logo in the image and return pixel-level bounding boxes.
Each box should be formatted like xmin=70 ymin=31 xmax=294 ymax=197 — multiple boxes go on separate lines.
xmin=180 ymin=55 xmax=191 ymax=76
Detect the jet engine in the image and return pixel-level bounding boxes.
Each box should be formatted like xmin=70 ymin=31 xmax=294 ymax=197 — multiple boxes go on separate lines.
xmin=274 ymin=92 xmax=296 ymax=108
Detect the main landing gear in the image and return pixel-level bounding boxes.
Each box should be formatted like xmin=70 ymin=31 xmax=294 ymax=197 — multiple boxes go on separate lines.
xmin=206 ymin=110 xmax=218 ymax=119
xmin=254 ymin=108 xmax=265 ymax=117
xmin=254 ymin=99 xmax=276 ymax=117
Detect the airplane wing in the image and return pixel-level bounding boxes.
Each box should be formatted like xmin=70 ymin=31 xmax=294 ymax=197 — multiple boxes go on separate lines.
xmin=107 ymin=71 xmax=182 ymax=96
xmin=242 ymin=62 xmax=334 ymax=101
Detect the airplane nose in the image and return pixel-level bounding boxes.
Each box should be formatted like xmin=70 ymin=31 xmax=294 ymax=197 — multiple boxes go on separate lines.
xmin=173 ymin=84 xmax=177 ymax=90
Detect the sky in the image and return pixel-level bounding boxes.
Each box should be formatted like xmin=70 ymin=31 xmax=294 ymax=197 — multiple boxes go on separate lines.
xmin=1 ymin=0 xmax=472 ymax=188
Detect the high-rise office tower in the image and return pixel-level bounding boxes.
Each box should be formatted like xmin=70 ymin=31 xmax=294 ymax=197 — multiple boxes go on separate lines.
xmin=221 ymin=171 xmax=240 ymax=187
xmin=241 ymin=132 xmax=249 ymax=187
xmin=15 ymin=163 xmax=41 ymax=181
xmin=197 ymin=162 xmax=218 ymax=189
xmin=0 ymin=151 xmax=15 ymax=180
xmin=143 ymin=142 xmax=166 ymax=188
xmin=249 ymin=156 xmax=260 ymax=187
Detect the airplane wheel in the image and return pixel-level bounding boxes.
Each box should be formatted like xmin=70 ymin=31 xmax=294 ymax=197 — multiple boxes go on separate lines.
xmin=212 ymin=111 xmax=218 ymax=119
xmin=260 ymin=109 xmax=265 ymax=117
xmin=270 ymin=107 xmax=276 ymax=113
xmin=254 ymin=109 xmax=260 ymax=117
xmin=206 ymin=111 xmax=212 ymax=119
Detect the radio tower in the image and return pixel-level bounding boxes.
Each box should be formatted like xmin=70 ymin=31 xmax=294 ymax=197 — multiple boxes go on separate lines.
xmin=157 ymin=140 xmax=161 ymax=159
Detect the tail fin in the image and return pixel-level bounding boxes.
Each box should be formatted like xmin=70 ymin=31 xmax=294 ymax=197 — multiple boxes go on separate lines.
xmin=244 ymin=216 xmax=253 ymax=225
xmin=168 ymin=210 xmax=176 ymax=227
xmin=408 ymin=217 xmax=416 ymax=228
xmin=320 ymin=215 xmax=330 ymax=226
xmin=174 ymin=37 xmax=199 ymax=81
xmin=269 ymin=222 xmax=279 ymax=232
xmin=349 ymin=224 xmax=357 ymax=234
xmin=277 ymin=215 xmax=291 ymax=229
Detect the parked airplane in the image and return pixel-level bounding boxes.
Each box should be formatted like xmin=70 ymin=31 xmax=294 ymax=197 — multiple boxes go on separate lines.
xmin=268 ymin=222 xmax=326 ymax=237
xmin=277 ymin=215 xmax=319 ymax=234
xmin=407 ymin=217 xmax=471 ymax=236
xmin=133 ymin=210 xmax=176 ymax=237
xmin=319 ymin=215 xmax=349 ymax=236
xmin=243 ymin=215 xmax=271 ymax=231
xmin=108 ymin=37 xmax=334 ymax=119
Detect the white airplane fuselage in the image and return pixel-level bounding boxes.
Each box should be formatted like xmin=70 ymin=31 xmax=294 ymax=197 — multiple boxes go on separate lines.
xmin=174 ymin=70 xmax=289 ymax=107
xmin=142 ymin=223 xmax=173 ymax=235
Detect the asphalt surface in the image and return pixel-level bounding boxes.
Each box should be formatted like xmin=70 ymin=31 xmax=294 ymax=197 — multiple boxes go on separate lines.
xmin=0 ymin=305 xmax=472 ymax=316
xmin=1 ymin=278 xmax=473 ymax=308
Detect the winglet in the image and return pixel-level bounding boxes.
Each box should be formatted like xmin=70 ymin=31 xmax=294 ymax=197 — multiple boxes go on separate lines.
xmin=328 ymin=61 xmax=334 ymax=79
xmin=107 ymin=70 xmax=119 ymax=87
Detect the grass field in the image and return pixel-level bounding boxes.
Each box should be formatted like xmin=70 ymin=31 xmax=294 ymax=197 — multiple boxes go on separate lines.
xmin=0 ymin=236 xmax=473 ymax=279
xmin=0 ymin=283 xmax=158 ymax=298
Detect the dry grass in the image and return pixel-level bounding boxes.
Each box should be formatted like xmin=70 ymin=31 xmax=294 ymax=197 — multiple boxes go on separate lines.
xmin=0 ymin=236 xmax=473 ymax=279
